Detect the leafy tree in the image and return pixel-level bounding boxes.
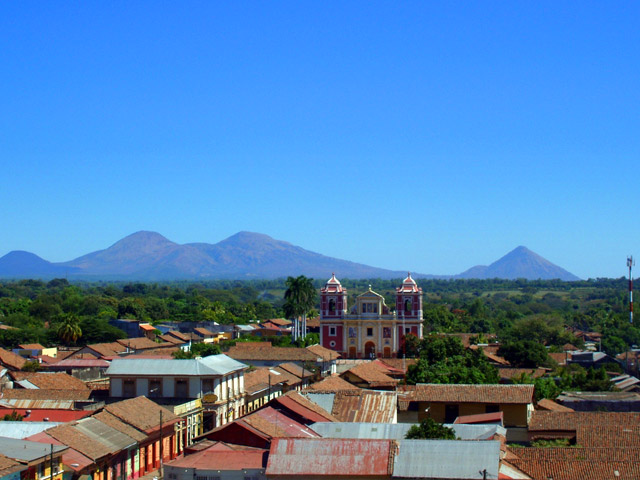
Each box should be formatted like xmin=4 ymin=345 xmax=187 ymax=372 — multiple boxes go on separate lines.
xmin=22 ymin=360 xmax=41 ymax=372
xmin=405 ymin=418 xmax=457 ymax=440
xmin=498 ymin=340 xmax=549 ymax=368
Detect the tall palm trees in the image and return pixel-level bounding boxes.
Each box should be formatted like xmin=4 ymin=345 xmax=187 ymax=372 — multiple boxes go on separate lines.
xmin=57 ymin=312 xmax=82 ymax=345
xmin=283 ymin=275 xmax=316 ymax=342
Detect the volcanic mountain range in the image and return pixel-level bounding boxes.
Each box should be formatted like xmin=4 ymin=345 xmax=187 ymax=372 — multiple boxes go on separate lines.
xmin=0 ymin=231 xmax=581 ymax=281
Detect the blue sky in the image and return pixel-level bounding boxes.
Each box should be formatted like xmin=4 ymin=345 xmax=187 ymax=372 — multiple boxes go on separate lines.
xmin=1 ymin=2 xmax=638 ymax=279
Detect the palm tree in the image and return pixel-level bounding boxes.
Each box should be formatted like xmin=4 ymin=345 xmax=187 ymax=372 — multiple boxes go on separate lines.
xmin=58 ymin=313 xmax=82 ymax=345
xmin=283 ymin=275 xmax=316 ymax=342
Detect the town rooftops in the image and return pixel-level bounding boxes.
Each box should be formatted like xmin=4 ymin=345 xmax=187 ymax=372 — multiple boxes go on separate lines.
xmin=528 ymin=411 xmax=640 ymax=432
xmin=0 ymin=436 xmax=67 ymax=462
xmin=0 ymin=348 xmax=27 ymax=370
xmin=0 ymin=453 xmax=24 ymax=478
xmin=307 ymin=375 xmax=361 ymax=392
xmin=46 ymin=358 xmax=110 ymax=369
xmin=166 ymin=444 xmax=268 ymax=471
xmin=102 ymin=396 xmax=181 ymax=434
xmin=266 ymin=438 xmax=392 ymax=477
xmin=227 ymin=344 xmax=320 ymax=362
xmin=17 ymin=344 xmax=46 ymax=351
xmin=106 ymin=354 xmax=247 ymax=377
xmin=341 ymin=362 xmax=399 ymax=387
xmin=271 ymin=391 xmax=340 ymax=423
xmin=9 ymin=372 xmax=89 ymax=391
xmin=0 ymin=421 xmax=63 ymax=439
xmin=303 ymin=390 xmax=397 ymax=423
xmin=536 ymin=398 xmax=575 ymax=412
xmin=0 ymin=407 xmax=90 ymax=423
xmin=117 ymin=337 xmax=171 ymax=350
xmin=306 ymin=344 xmax=340 ymax=361
xmin=399 ymin=384 xmax=534 ymax=408
xmin=0 ymin=389 xmax=92 ymax=401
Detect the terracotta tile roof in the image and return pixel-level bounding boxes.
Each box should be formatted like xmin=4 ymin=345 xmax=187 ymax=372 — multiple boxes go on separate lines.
xmin=9 ymin=372 xmax=89 ymax=391
xmin=1 ymin=389 xmax=92 ymax=401
xmin=233 ymin=341 xmax=272 ymax=348
xmin=0 ymin=453 xmax=22 ymax=477
xmin=92 ymin=410 xmax=147 ymax=442
xmin=159 ymin=334 xmax=186 ymax=345
xmin=103 ymin=396 xmax=181 ymax=433
xmin=306 ymin=344 xmax=340 ymax=361
xmin=549 ymin=352 xmax=571 ymax=365
xmin=507 ymin=447 xmax=640 ymax=480
xmin=165 ymin=330 xmax=190 ymax=342
xmin=244 ymin=367 xmax=290 ymax=394
xmin=80 ymin=342 xmax=126 ymax=358
xmin=37 ymin=355 xmax=59 ymax=365
xmin=0 ymin=348 xmax=27 ymax=370
xmin=307 ymin=376 xmax=361 ymax=392
xmin=227 ymin=345 xmax=319 ymax=362
xmin=341 ymin=362 xmax=398 ymax=387
xmin=276 ymin=362 xmax=314 ymax=379
xmin=54 ymin=350 xmax=76 ymax=360
xmin=536 ymin=399 xmax=575 ymax=412
xmin=117 ymin=337 xmax=169 ymax=350
xmin=529 ymin=411 xmax=640 ymax=432
xmin=498 ymin=367 xmax=547 ymax=380
xmin=266 ymin=318 xmax=292 ymax=327
xmin=46 ymin=423 xmax=112 ymax=460
xmin=375 ymin=357 xmax=418 ymax=373
xmin=399 ymin=384 xmax=534 ymax=406
xmin=194 ymin=327 xmax=214 ymax=336
xmin=18 ymin=343 xmax=46 ymax=350
xmin=305 ymin=317 xmax=320 ymax=328
xmin=241 ymin=406 xmax=319 ymax=439
xmin=131 ymin=346 xmax=180 ymax=356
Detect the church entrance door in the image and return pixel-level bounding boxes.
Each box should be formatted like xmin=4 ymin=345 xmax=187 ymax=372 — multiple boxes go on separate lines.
xmin=364 ymin=341 xmax=376 ymax=359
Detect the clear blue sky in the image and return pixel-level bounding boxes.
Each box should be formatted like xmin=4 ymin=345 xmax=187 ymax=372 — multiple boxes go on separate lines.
xmin=1 ymin=2 xmax=638 ymax=279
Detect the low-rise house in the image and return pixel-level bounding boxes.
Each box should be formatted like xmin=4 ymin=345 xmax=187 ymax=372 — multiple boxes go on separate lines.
xmin=13 ymin=344 xmax=58 ymax=360
xmin=107 ymin=355 xmax=247 ymax=440
xmin=117 ymin=337 xmax=174 ymax=354
xmin=193 ymin=328 xmax=215 ymax=344
xmin=164 ymin=441 xmax=268 ymax=480
xmin=340 ymin=362 xmax=398 ymax=390
xmin=275 ymin=362 xmax=314 ymax=390
xmin=226 ymin=343 xmax=323 ymax=370
xmin=8 ymin=372 xmax=90 ymax=392
xmin=270 ymin=391 xmax=339 ymax=425
xmin=306 ymin=375 xmax=361 ymax=392
xmin=306 ymin=344 xmax=339 ymax=376
xmin=69 ymin=342 xmax=127 ymax=360
xmin=398 ymin=384 xmax=534 ymax=428
xmin=201 ymin=406 xmax=319 ymax=449
xmin=0 ymin=452 xmax=26 ymax=480
xmin=0 ymin=348 xmax=27 ymax=372
xmin=0 ymin=437 xmax=67 ymax=480
xmin=244 ymin=367 xmax=296 ymax=413
xmin=42 ymin=358 xmax=110 ymax=382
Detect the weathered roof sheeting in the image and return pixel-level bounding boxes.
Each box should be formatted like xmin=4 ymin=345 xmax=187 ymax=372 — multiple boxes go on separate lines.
xmin=310 ymin=422 xmax=506 ymax=441
xmin=242 ymin=407 xmax=319 ymax=439
xmin=0 ymin=422 xmax=62 ymax=439
xmin=266 ymin=438 xmax=393 ymax=477
xmin=103 ymin=396 xmax=181 ymax=433
xmin=273 ymin=392 xmax=340 ymax=423
xmin=392 ymin=440 xmax=500 ymax=479
xmin=332 ymin=391 xmax=397 ymax=423
xmin=0 ymin=436 xmax=67 ymax=462
xmin=106 ymin=354 xmax=246 ymax=377
xmin=73 ymin=417 xmax=136 ymax=451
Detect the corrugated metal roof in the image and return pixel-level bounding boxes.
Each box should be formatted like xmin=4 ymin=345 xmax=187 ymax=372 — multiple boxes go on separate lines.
xmin=0 ymin=436 xmax=67 ymax=462
xmin=266 ymin=438 xmax=392 ymax=476
xmin=0 ymin=399 xmax=75 ymax=409
xmin=0 ymin=422 xmax=62 ymax=439
xmin=106 ymin=354 xmax=247 ymax=376
xmin=74 ymin=417 xmax=136 ymax=452
xmin=392 ymin=440 xmax=500 ymax=479
xmin=310 ymin=422 xmax=506 ymax=441
xmin=303 ymin=392 xmax=335 ymax=414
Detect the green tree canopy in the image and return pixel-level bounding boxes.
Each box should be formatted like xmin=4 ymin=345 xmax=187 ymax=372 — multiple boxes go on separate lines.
xmin=405 ymin=418 xmax=457 ymax=440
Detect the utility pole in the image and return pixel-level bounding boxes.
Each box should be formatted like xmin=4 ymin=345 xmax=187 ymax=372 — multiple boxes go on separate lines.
xmin=159 ymin=410 xmax=163 ymax=480
xmin=628 ymin=256 xmax=635 ymax=324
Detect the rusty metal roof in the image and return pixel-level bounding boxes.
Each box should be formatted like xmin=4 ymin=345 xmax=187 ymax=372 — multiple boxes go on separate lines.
xmin=303 ymin=391 xmax=397 ymax=423
xmin=266 ymin=438 xmax=393 ymax=477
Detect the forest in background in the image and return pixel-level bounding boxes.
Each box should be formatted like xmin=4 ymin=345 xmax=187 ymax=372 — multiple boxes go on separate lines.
xmin=0 ymin=277 xmax=637 ymax=360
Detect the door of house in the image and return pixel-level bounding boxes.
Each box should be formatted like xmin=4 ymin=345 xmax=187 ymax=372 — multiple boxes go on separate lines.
xmin=444 ymin=404 xmax=459 ymax=423
xmin=348 ymin=346 xmax=357 ymax=358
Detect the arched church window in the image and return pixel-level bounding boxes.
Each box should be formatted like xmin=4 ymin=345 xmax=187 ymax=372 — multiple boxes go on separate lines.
xmin=329 ymin=298 xmax=336 ymax=312
xmin=405 ymin=298 xmax=412 ymax=313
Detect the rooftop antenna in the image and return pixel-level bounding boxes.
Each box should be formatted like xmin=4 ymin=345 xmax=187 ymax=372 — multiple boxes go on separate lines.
xmin=628 ymin=256 xmax=635 ymax=324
